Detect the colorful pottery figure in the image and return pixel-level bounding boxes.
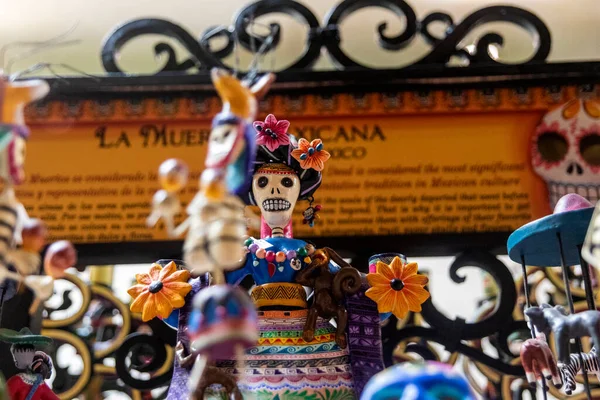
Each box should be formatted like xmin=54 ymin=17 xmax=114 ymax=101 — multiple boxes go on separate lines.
xmin=360 ymin=361 xmax=475 ymax=400
xmin=213 ymin=115 xmax=364 ymax=399
xmin=149 ymin=67 xmax=412 ymax=399
xmin=0 ymin=328 xmax=58 ymax=400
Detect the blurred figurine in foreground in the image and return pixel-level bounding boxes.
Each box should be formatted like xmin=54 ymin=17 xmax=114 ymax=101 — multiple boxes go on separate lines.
xmin=144 ymin=68 xmax=274 ymax=399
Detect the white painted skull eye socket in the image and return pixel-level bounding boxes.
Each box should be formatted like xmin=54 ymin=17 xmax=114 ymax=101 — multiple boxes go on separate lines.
xmin=536 ymin=131 xmax=568 ymax=163
xmin=580 ymin=133 xmax=600 ymax=166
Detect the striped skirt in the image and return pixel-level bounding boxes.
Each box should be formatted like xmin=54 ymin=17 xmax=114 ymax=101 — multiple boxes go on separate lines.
xmin=209 ymin=309 xmax=356 ymax=400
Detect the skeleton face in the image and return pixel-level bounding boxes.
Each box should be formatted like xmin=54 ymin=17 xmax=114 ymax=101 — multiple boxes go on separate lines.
xmin=11 ymin=344 xmax=35 ymax=370
xmin=205 ymin=122 xmax=243 ymax=169
xmin=252 ymin=165 xmax=300 ymax=229
xmin=531 ymin=99 xmax=600 ymax=207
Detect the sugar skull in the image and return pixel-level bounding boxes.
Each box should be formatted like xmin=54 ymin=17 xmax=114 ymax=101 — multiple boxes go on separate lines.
xmin=187 ymin=285 xmax=258 ymax=360
xmin=251 ymin=163 xmax=300 ymax=236
xmin=360 ymin=361 xmax=475 ymax=400
xmin=531 ymin=98 xmax=600 ymax=207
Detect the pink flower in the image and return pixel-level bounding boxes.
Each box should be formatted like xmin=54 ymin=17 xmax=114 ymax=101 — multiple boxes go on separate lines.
xmin=254 ymin=114 xmax=291 ymax=152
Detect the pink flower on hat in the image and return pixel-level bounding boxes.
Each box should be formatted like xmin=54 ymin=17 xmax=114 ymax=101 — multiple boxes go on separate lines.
xmin=253 ymin=114 xmax=291 ymax=152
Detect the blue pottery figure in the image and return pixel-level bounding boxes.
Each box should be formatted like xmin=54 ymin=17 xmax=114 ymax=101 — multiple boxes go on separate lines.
xmin=361 ymin=361 xmax=475 ymax=400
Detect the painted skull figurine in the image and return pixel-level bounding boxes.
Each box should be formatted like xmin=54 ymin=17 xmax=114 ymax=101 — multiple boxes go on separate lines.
xmin=187 ymin=285 xmax=258 ymax=360
xmin=360 ymin=361 xmax=475 ymax=400
xmin=531 ymin=98 xmax=600 ymax=207
xmin=252 ymin=163 xmax=300 ymax=237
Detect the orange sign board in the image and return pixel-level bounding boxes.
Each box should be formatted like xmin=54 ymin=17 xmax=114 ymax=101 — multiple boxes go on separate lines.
xmin=19 ymin=86 xmax=569 ymax=245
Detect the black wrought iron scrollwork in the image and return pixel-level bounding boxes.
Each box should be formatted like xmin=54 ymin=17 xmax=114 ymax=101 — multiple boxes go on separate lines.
xmin=115 ymin=319 xmax=176 ymax=390
xmin=416 ymin=6 xmax=551 ymax=66
xmin=100 ymin=0 xmax=552 ymax=74
xmin=233 ymin=0 xmax=322 ymax=70
xmin=323 ymin=0 xmax=418 ymax=68
xmin=101 ymin=18 xmax=226 ymax=73
xmin=384 ymin=250 xmax=528 ymax=376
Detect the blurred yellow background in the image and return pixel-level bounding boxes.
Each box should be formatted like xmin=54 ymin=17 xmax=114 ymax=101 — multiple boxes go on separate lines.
xmin=0 ymin=0 xmax=598 ymax=76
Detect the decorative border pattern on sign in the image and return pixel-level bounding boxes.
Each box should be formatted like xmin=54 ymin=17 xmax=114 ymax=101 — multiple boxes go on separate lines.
xmin=25 ymin=85 xmax=599 ymax=124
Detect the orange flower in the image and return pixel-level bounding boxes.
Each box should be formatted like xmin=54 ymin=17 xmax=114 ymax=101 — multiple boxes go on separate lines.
xmin=365 ymin=257 xmax=429 ymax=319
xmin=127 ymin=261 xmax=192 ymax=322
xmin=291 ymin=138 xmax=330 ymax=171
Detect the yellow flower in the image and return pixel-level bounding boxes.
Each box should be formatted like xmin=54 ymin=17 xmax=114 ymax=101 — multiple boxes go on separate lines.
xmin=366 ymin=257 xmax=430 ymax=319
xmin=127 ymin=261 xmax=192 ymax=322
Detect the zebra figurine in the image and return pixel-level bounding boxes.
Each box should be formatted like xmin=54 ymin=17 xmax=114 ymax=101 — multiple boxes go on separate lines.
xmin=559 ymin=347 xmax=600 ymax=395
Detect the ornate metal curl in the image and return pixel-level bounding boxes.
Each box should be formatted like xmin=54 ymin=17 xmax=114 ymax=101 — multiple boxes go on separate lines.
xmin=114 ymin=319 xmax=176 ymax=390
xmin=101 ymin=0 xmax=552 ymax=74
xmin=384 ymin=250 xmax=528 ymax=376
xmin=101 ymin=18 xmax=226 ymax=73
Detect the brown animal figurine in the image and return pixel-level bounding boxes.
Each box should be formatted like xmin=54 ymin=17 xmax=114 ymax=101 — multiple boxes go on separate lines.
xmin=295 ymin=247 xmax=361 ymax=349
xmin=520 ymin=337 xmax=562 ymax=388
xmin=175 ymin=341 xmax=242 ymax=400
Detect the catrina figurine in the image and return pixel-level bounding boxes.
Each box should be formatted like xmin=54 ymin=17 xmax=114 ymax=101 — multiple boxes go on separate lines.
xmin=145 ymin=68 xmax=424 ymax=399
xmin=0 ymin=328 xmax=58 ymax=400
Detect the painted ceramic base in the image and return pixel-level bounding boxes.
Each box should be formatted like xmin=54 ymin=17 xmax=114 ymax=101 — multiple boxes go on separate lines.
xmin=209 ymin=310 xmax=356 ymax=399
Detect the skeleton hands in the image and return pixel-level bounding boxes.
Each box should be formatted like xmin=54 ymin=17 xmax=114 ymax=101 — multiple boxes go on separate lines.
xmin=146 ymin=189 xmax=181 ymax=236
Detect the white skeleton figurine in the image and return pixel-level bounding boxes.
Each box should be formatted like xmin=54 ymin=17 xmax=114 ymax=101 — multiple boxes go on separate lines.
xmin=147 ymin=69 xmax=272 ymax=284
xmin=0 ymin=78 xmax=77 ymax=313
xmin=147 ymin=165 xmax=249 ymax=284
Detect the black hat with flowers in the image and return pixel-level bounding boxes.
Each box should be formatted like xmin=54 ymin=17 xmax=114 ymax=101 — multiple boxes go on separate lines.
xmin=245 ymin=114 xmax=330 ymax=206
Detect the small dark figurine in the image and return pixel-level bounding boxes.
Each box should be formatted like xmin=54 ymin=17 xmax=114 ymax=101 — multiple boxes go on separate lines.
xmin=525 ymin=304 xmax=600 ymax=364
xmin=302 ymin=204 xmax=322 ymax=227
xmin=295 ymin=247 xmax=361 ymax=348
xmin=520 ymin=337 xmax=561 ymax=388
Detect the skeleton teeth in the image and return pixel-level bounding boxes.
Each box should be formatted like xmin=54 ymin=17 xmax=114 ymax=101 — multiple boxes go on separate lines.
xmin=261 ymin=198 xmax=291 ymax=212
xmin=547 ymin=181 xmax=600 ymax=208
